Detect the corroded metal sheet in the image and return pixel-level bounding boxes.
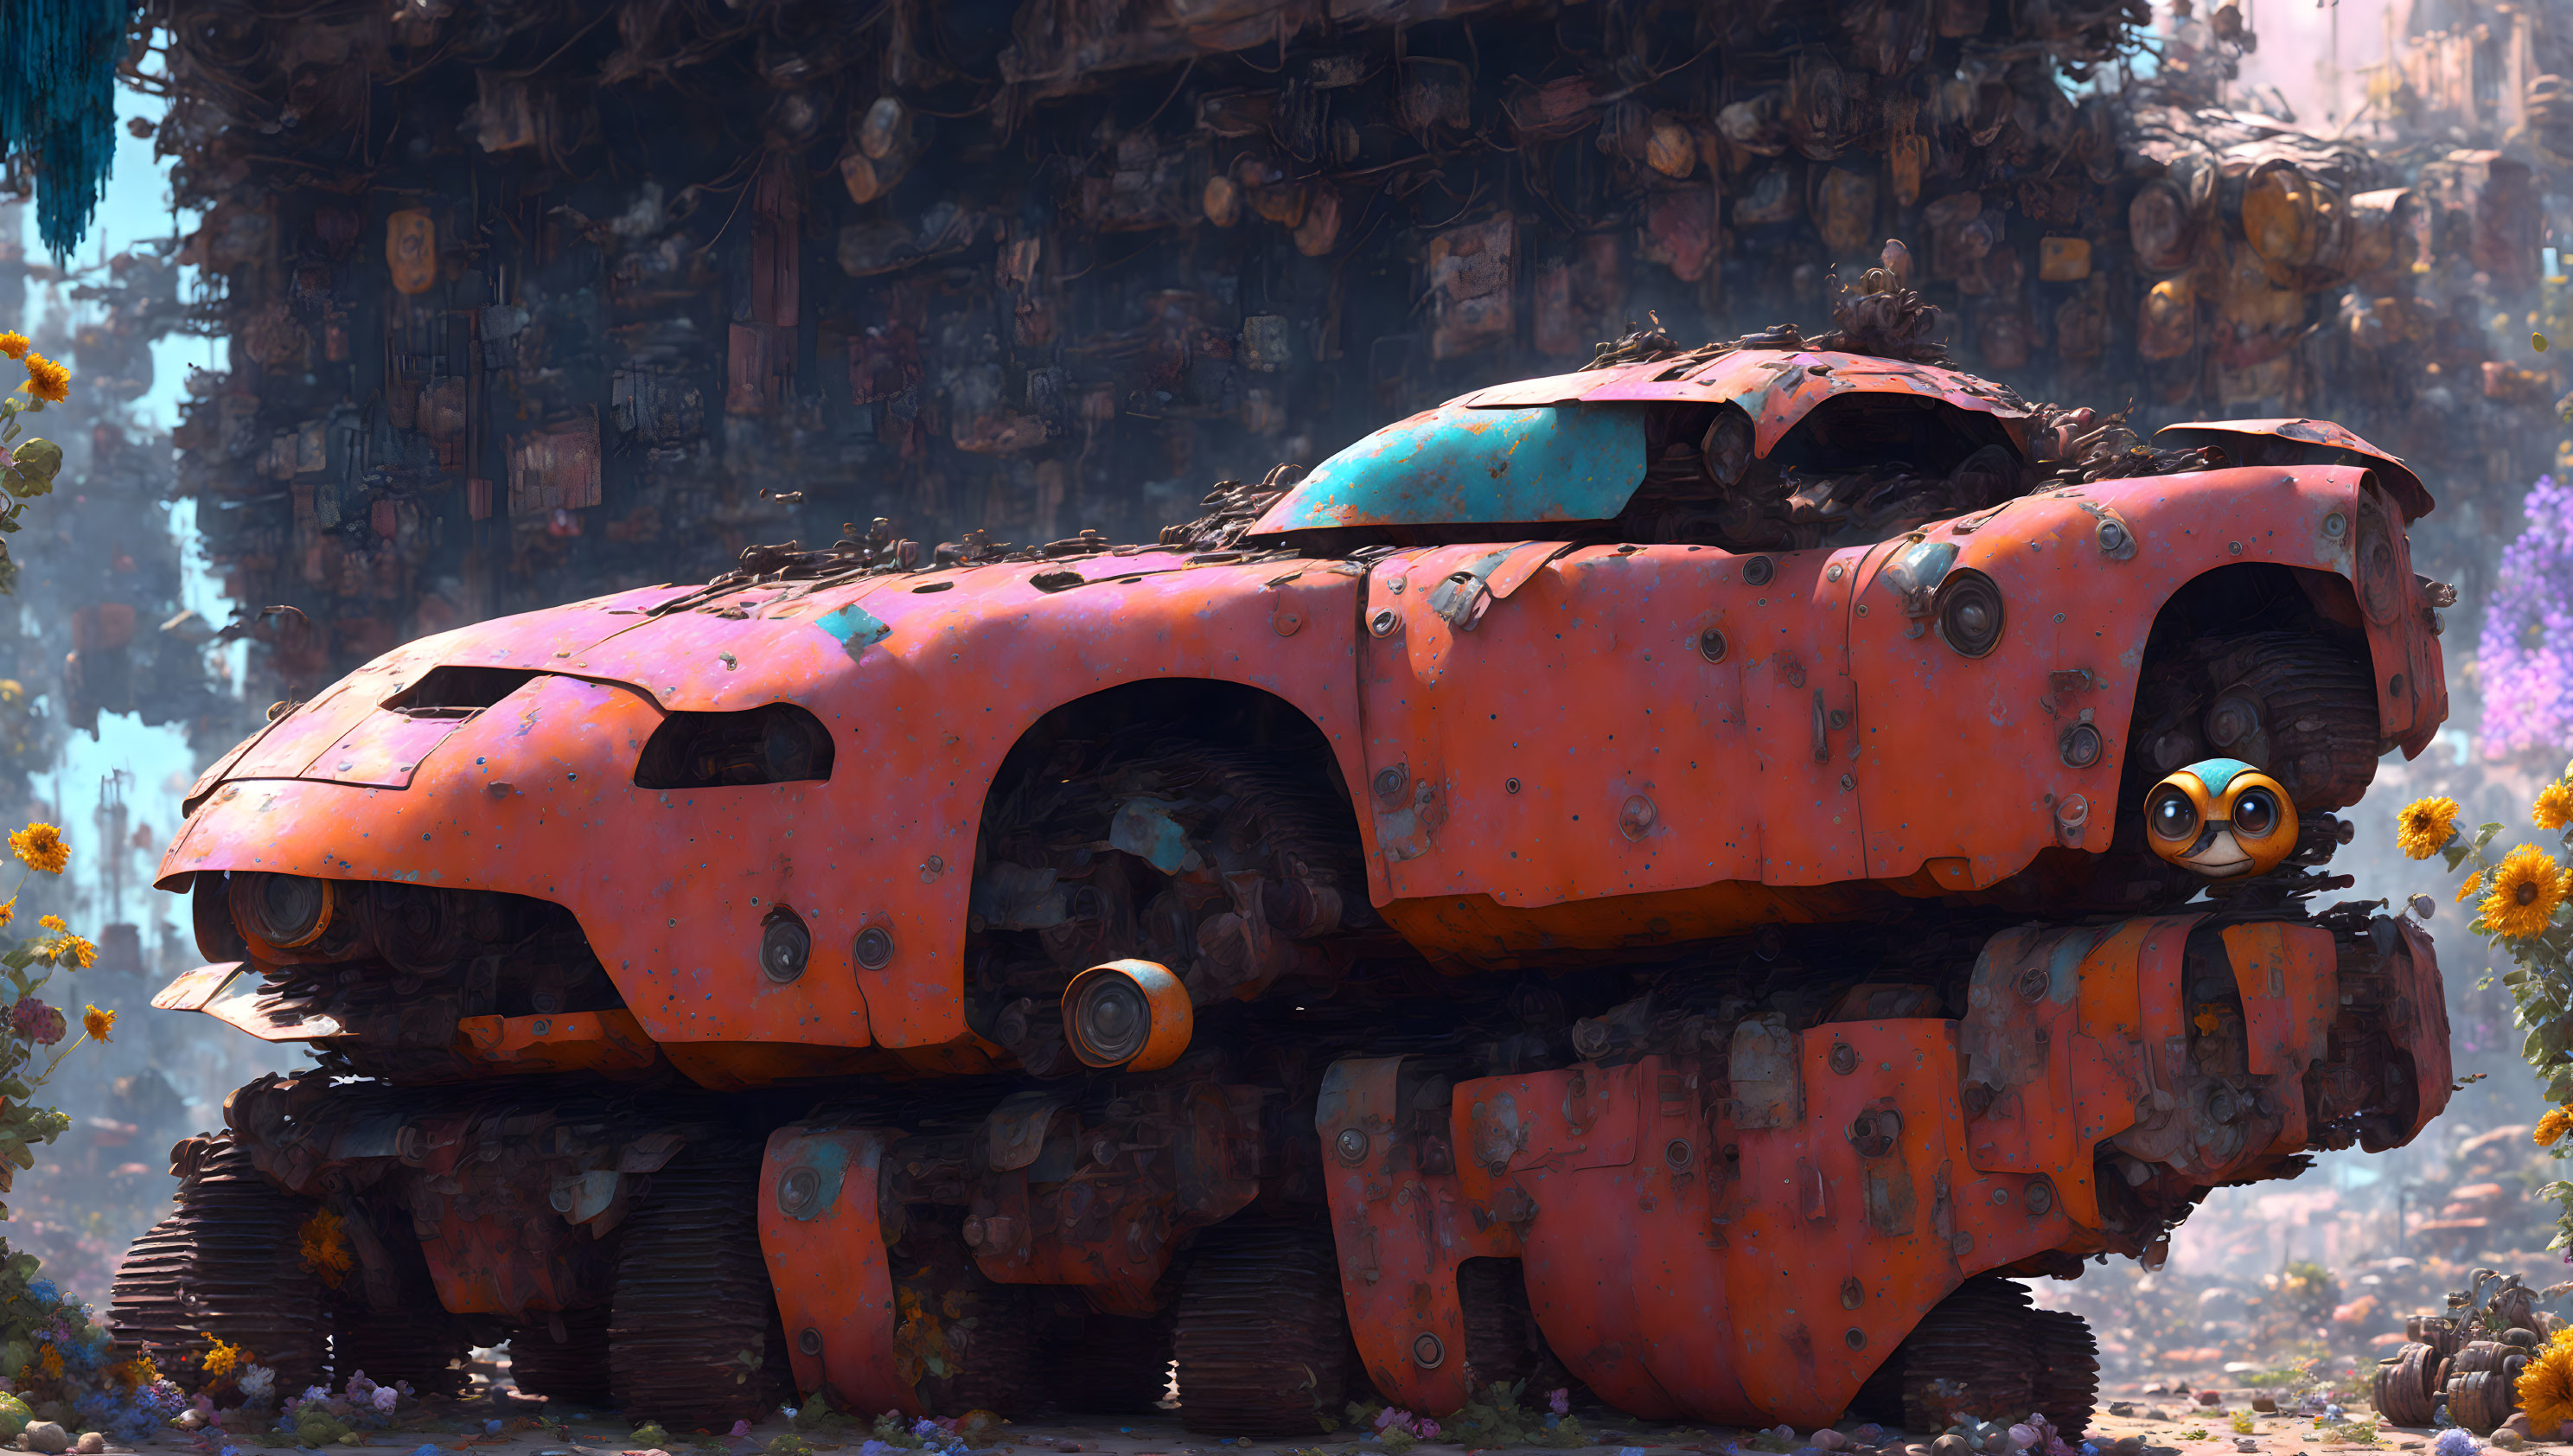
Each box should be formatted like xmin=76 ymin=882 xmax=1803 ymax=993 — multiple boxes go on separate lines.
xmin=2155 ymin=416 xmax=2434 ymax=520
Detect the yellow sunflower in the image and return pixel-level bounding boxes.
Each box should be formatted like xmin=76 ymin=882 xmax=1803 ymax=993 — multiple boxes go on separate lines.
xmin=2523 ymin=1327 xmax=2573 ymax=1437
xmin=2482 ymin=844 xmax=2571 ymax=938
xmin=2397 ymin=795 xmax=2461 ymax=859
xmin=2541 ymin=1108 xmax=2573 ymax=1146
xmin=8 ymin=823 xmax=65 ymax=875
xmin=2544 ymin=782 xmax=2573 ymax=832
xmin=78 ymin=1006 xmax=108 ymax=1042
xmin=2459 ymin=870 xmax=2486 ymax=903
xmin=22 ymin=354 xmax=69 ymax=406
xmin=38 ymin=915 xmax=64 ymax=934
xmin=57 ymin=937 xmax=94 ymax=970
xmin=0 ymin=334 xmax=30 ymax=361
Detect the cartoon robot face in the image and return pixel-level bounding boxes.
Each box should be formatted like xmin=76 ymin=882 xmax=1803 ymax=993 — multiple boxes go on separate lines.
xmin=2145 ymin=757 xmax=2300 ymax=878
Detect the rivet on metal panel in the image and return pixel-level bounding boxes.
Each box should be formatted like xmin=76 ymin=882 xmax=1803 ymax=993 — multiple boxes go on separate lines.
xmin=2324 ymin=512 xmax=2348 ymax=538
xmin=1373 ymin=764 xmax=1409 ymax=803
xmin=1697 ymin=629 xmax=1727 ymax=662
xmin=762 ymin=911 xmax=812 ymax=983
xmin=2059 ymin=722 xmax=2104 ymax=769
xmin=2015 ymin=967 xmax=2049 ymax=1003
xmin=853 ymin=925 xmax=895 ymax=970
xmin=1505 ymin=777 xmax=1522 ymax=795
xmin=1412 ymin=1332 xmax=1446 ymax=1368
xmin=2054 ymin=794 xmax=2091 ymax=847
xmin=1856 ymin=603 xmax=1868 ymax=616
xmin=1829 ymin=709 xmax=1848 ymax=731
xmin=530 ymin=1018 xmax=551 ymax=1037
xmin=1841 ymin=1277 xmax=1865 ymax=1310
xmin=1845 ymin=1328 xmax=1868 ymax=1351
xmin=1826 ymin=564 xmax=1844 ymax=582
xmin=2026 ymin=1179 xmax=2056 ymax=1216
xmin=1828 ymin=1042 xmax=1858 ymax=1075
xmin=1369 ymin=608 xmax=1402 ymax=637
xmin=778 ymin=1165 xmax=821 ymax=1217
xmin=797 ymin=1327 xmax=823 ymax=1356
xmin=1848 ymin=1110 xmax=1899 ymax=1157
xmin=1618 ymin=795 xmax=1657 ymax=840
xmin=1742 ymin=556 xmax=1775 ymax=586
xmin=1839 ymin=773 xmax=1856 ymax=791
xmin=1663 ymin=1138 xmax=1693 ymax=1170
xmin=1274 ymin=610 xmax=1303 ymax=636
xmin=920 ymin=855 xmax=945 ymax=882
xmin=1336 ymin=1127 xmax=1370 ymax=1165
xmin=1388 ymin=578 xmax=1406 ymax=595
xmin=2228 ymin=540 xmax=2244 ymax=555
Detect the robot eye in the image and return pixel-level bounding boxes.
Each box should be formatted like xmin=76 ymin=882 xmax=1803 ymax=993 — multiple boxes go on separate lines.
xmin=2147 ymin=785 xmax=2199 ymax=843
xmin=2232 ymin=786 xmax=2279 ymax=838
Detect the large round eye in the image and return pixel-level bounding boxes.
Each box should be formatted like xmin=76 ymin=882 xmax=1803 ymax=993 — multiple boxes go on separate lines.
xmin=2147 ymin=784 xmax=2200 ymax=843
xmin=2231 ymin=786 xmax=2280 ymax=839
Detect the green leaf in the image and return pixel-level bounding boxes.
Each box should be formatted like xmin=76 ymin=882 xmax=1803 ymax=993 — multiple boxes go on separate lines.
xmin=2445 ymin=843 xmax=2474 ymax=872
xmin=2479 ymin=822 xmax=2507 ymax=849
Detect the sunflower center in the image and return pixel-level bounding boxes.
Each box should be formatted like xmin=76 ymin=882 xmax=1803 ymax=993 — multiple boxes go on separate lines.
xmin=2520 ymin=881 xmax=2542 ymax=906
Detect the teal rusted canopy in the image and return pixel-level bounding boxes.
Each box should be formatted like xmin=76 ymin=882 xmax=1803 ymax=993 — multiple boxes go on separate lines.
xmin=1246 ymin=403 xmax=1648 ymax=535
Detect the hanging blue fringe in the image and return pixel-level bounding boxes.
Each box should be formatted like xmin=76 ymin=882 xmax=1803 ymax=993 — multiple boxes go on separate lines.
xmin=0 ymin=0 xmax=140 ymax=259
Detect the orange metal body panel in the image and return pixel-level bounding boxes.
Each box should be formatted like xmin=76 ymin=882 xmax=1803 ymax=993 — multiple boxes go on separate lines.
xmin=1459 ymin=1031 xmax=2059 ymax=1426
xmin=453 ymin=1009 xmax=666 ymax=1077
xmin=1454 ymin=350 xmax=2034 ymax=459
xmin=761 ymin=1126 xmax=913 ymax=1416
xmin=156 ymin=363 xmax=2443 ymax=1074
xmin=1317 ymin=1059 xmax=1523 ymax=1412
xmin=1312 ymin=912 xmax=2377 ymax=1422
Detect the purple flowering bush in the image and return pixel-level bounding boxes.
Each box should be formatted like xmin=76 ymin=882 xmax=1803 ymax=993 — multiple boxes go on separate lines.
xmin=2479 ymin=475 xmax=2573 ymax=759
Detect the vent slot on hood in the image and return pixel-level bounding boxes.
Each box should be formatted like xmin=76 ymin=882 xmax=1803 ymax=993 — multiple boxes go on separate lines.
xmin=635 ymin=702 xmax=836 ymax=789
xmin=386 ymin=667 xmax=543 ymax=718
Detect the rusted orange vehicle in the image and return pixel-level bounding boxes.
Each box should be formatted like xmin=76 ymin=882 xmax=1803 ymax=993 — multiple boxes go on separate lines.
xmin=117 ymin=318 xmax=2452 ymax=1437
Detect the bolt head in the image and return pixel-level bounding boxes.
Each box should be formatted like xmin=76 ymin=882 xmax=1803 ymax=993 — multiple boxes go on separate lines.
xmin=1335 ymin=1127 xmax=1370 ymax=1165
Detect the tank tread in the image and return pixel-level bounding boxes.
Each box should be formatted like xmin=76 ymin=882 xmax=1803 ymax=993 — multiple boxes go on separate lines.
xmin=1172 ymin=1220 xmax=1367 ymax=1435
xmin=608 ymin=1150 xmax=789 ymax=1429
xmin=108 ymin=1134 xmax=329 ymax=1391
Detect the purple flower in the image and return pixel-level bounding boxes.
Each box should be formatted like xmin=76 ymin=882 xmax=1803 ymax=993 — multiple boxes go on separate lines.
xmin=2479 ymin=475 xmax=2573 ymax=758
xmin=1549 ymin=1388 xmax=1572 ymax=1416
xmin=9 ymin=996 xmax=61 ymax=1045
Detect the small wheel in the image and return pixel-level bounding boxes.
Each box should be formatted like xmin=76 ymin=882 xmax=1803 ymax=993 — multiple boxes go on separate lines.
xmin=109 ymin=1134 xmax=330 ymax=1392
xmin=1174 ymin=1221 xmax=1366 ymax=1435
xmin=609 ymin=1151 xmax=790 ymax=1429
xmin=507 ymin=1308 xmax=614 ymax=1406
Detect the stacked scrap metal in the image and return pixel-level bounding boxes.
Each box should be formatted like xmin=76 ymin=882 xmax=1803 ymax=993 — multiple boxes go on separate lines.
xmin=137 ymin=0 xmax=2166 ymax=700
xmin=107 ymin=0 xmax=2567 ymax=710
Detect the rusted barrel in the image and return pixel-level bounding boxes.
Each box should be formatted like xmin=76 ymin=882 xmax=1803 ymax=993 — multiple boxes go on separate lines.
xmin=2452 ymin=1340 xmax=2514 ymax=1376
xmin=2372 ymin=1344 xmax=2436 ymax=1427
xmin=2446 ymin=1367 xmax=2516 ymax=1434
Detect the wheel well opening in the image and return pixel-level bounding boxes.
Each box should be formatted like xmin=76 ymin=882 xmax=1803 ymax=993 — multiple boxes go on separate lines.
xmin=2123 ymin=561 xmax=2379 ymax=817
xmin=981 ymin=680 xmax=1350 ymax=828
